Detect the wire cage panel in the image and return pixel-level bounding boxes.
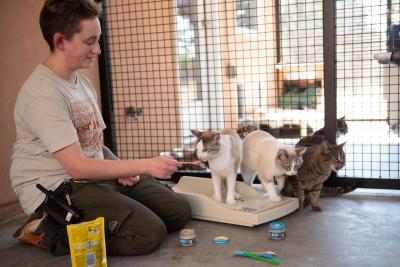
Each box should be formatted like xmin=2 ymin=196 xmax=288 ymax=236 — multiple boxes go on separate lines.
xmin=99 ymin=0 xmax=400 ymax=187
xmin=336 ymin=0 xmax=400 ymax=182
xmin=103 ymin=0 xmax=182 ymax=160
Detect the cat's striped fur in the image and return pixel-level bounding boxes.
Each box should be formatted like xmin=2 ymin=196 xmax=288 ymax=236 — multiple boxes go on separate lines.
xmin=282 ymin=140 xmax=345 ymax=211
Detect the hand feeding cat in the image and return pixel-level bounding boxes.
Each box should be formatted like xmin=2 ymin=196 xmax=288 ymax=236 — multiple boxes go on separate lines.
xmin=241 ymin=130 xmax=306 ymax=201
xmin=281 ymin=140 xmax=346 ymax=211
xmin=191 ymin=128 xmax=242 ymax=205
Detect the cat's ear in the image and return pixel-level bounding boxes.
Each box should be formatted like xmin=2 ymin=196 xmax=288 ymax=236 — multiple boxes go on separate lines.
xmin=191 ymin=130 xmax=202 ymax=139
xmin=295 ymin=147 xmax=307 ymax=156
xmin=337 ymin=142 xmax=346 ymax=149
xmin=277 ymin=149 xmax=288 ymax=160
xmin=339 ymin=115 xmax=345 ymax=121
xmin=319 ymin=140 xmax=331 ymax=153
xmin=212 ymin=133 xmax=220 ymax=142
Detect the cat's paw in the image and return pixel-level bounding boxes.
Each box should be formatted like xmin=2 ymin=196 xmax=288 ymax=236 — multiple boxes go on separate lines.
xmin=212 ymin=194 xmax=222 ymax=203
xmin=269 ymin=195 xmax=282 ymax=201
xmin=226 ymin=198 xmax=236 ymax=205
xmin=312 ymin=206 xmax=322 ymax=212
xmin=297 ymin=206 xmax=304 ymax=212
xmin=297 ymin=200 xmax=304 ymax=211
xmin=234 ymin=192 xmax=242 ymax=200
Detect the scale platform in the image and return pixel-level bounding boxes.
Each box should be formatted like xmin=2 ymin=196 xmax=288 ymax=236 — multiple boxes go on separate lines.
xmin=172 ymin=176 xmax=299 ymax=227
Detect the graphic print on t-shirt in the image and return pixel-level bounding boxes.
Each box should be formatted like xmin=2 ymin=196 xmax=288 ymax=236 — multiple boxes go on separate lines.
xmin=70 ymin=97 xmax=103 ymax=152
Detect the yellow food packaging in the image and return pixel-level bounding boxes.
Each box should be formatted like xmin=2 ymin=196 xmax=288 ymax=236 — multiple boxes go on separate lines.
xmin=67 ymin=217 xmax=107 ymax=267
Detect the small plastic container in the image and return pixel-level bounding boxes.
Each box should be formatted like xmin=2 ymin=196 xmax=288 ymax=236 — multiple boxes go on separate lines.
xmin=179 ymin=229 xmax=196 ymax=246
xmin=213 ymin=236 xmax=229 ymax=244
xmin=268 ymin=221 xmax=286 ymax=240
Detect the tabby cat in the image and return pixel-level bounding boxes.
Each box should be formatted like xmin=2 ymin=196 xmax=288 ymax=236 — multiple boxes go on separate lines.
xmin=297 ymin=116 xmax=348 ymax=147
xmin=281 ymin=140 xmax=346 ymax=211
xmin=296 ymin=116 xmax=353 ymax=195
xmin=241 ymin=130 xmax=306 ymax=201
xmin=191 ymin=128 xmax=242 ymax=205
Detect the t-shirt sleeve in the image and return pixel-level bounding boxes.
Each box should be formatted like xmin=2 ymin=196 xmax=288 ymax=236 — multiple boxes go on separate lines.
xmin=23 ymin=95 xmax=78 ymax=153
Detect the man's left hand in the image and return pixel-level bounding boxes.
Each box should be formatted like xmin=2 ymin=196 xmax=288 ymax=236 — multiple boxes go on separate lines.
xmin=117 ymin=176 xmax=140 ymax=187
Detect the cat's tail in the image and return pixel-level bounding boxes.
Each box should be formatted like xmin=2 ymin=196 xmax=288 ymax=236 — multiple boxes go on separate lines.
xmin=240 ymin=164 xmax=255 ymax=186
xmin=237 ymin=124 xmax=258 ymax=139
xmin=320 ymin=185 xmax=357 ymax=197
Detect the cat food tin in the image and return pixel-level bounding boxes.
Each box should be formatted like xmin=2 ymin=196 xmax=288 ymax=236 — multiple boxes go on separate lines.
xmin=268 ymin=221 xmax=286 ymax=240
xmin=179 ymin=229 xmax=196 ymax=246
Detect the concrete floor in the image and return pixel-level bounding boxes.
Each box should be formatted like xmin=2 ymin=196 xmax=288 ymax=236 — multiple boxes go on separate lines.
xmin=1 ymin=190 xmax=399 ymax=267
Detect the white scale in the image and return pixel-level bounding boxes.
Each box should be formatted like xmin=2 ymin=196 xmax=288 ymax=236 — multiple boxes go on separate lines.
xmin=172 ymin=176 xmax=299 ymax=227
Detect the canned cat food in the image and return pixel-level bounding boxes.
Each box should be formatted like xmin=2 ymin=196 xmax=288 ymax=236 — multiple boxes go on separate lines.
xmin=268 ymin=221 xmax=286 ymax=240
xmin=179 ymin=229 xmax=196 ymax=246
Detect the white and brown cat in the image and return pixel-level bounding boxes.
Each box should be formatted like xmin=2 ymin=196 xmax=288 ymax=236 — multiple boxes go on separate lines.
xmin=241 ymin=130 xmax=306 ymax=201
xmin=191 ymin=128 xmax=242 ymax=205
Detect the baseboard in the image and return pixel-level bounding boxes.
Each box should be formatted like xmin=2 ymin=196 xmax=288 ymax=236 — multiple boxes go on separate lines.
xmin=0 ymin=201 xmax=23 ymax=223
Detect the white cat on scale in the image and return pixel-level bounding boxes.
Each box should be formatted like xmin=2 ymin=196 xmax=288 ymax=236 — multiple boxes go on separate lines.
xmin=191 ymin=129 xmax=242 ymax=205
xmin=241 ymin=130 xmax=306 ymax=201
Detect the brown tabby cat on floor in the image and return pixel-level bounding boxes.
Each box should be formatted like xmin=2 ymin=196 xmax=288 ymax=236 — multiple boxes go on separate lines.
xmin=296 ymin=115 xmax=355 ymax=196
xmin=281 ymin=140 xmax=346 ymax=211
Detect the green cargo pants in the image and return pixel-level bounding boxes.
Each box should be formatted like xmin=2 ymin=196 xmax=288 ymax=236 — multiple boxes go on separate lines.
xmin=43 ymin=176 xmax=191 ymax=256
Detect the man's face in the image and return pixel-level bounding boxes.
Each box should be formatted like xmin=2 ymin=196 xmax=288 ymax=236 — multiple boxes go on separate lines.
xmin=63 ymin=18 xmax=102 ymax=70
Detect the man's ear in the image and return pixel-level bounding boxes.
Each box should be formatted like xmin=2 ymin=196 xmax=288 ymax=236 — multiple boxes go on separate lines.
xmin=54 ymin=33 xmax=65 ymax=51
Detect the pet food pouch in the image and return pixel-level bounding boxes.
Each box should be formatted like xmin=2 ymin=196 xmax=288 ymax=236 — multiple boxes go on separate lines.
xmin=67 ymin=217 xmax=107 ymax=267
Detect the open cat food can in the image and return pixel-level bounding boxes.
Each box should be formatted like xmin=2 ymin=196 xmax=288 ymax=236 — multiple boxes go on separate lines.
xmin=268 ymin=221 xmax=286 ymax=240
xmin=179 ymin=229 xmax=196 ymax=246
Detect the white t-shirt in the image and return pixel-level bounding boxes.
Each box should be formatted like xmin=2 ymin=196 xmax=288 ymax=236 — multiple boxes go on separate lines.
xmin=10 ymin=64 xmax=106 ymax=214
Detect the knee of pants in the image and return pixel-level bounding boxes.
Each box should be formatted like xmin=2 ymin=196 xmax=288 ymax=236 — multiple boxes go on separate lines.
xmin=135 ymin=222 xmax=167 ymax=255
xmin=108 ymin=215 xmax=168 ymax=256
xmin=167 ymin=198 xmax=192 ymax=232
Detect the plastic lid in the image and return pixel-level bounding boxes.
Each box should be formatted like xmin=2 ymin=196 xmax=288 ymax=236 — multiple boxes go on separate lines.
xmin=213 ymin=236 xmax=229 ymax=244
xmin=269 ymin=221 xmax=285 ymax=230
xmin=180 ymin=229 xmax=196 ymax=238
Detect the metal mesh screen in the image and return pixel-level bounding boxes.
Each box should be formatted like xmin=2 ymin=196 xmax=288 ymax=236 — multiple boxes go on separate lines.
xmin=100 ymin=0 xmax=400 ymax=186
xmin=336 ymin=0 xmax=400 ymax=180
